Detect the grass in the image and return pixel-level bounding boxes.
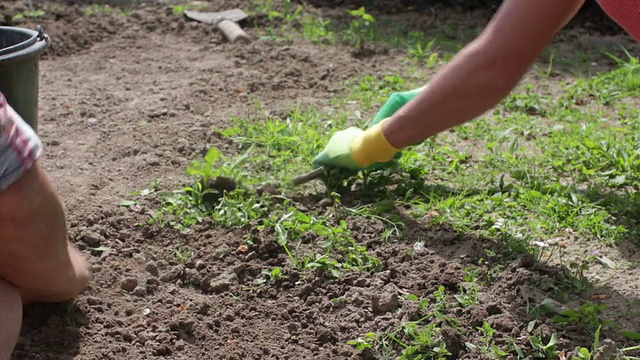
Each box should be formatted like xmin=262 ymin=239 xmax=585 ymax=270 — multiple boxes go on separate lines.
xmin=122 ymin=1 xmax=640 ymax=359
xmin=249 ymin=0 xmax=467 ymax=67
xmin=348 ymin=288 xmax=459 ymax=359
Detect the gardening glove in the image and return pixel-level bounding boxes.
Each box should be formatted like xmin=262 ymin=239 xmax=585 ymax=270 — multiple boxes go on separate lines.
xmin=366 ymin=85 xmax=425 ymax=128
xmin=312 ymin=118 xmax=401 ymax=171
xmin=312 ymin=86 xmax=426 ymax=171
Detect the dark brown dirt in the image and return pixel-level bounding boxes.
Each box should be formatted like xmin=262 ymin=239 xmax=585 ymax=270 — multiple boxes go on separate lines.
xmin=301 ymin=0 xmax=629 ymax=36
xmin=2 ymin=0 xmax=640 ymax=359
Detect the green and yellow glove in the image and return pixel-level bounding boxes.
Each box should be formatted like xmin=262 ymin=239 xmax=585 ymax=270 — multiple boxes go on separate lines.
xmin=312 ymin=86 xmax=425 ymax=171
xmin=312 ymin=118 xmax=401 ymax=170
xmin=368 ymin=86 xmax=425 ymax=128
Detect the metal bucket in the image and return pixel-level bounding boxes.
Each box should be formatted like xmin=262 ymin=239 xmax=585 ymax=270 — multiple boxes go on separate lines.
xmin=0 ymin=25 xmax=50 ymax=132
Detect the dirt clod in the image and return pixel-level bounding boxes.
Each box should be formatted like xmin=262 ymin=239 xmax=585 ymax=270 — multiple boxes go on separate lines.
xmin=159 ymin=266 xmax=183 ymax=283
xmin=441 ymin=325 xmax=464 ymax=358
xmin=371 ymin=291 xmax=399 ymax=314
xmin=145 ymin=262 xmax=159 ymax=277
xmin=208 ymin=275 xmax=233 ymax=294
xmin=121 ymin=277 xmax=139 ymax=293
xmin=132 ymin=286 xmax=146 ymax=296
xmin=594 ymin=338 xmax=618 ymax=360
xmin=79 ymin=229 xmax=103 ymax=247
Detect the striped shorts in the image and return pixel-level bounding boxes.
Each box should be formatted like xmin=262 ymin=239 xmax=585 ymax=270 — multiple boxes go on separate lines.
xmin=0 ymin=92 xmax=42 ymax=192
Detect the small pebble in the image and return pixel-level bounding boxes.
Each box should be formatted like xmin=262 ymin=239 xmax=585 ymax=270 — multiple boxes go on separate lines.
xmin=147 ymin=108 xmax=168 ymax=118
xmin=132 ymin=253 xmax=146 ymax=263
xmin=132 ymin=286 xmax=146 ymax=296
xmin=86 ymin=296 xmax=101 ymax=306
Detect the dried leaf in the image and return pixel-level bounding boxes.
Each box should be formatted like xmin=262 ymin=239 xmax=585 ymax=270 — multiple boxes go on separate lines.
xmin=237 ymin=244 xmax=249 ymax=253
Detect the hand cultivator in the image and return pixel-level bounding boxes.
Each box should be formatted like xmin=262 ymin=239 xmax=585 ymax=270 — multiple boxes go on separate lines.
xmin=208 ymin=166 xmax=329 ymax=197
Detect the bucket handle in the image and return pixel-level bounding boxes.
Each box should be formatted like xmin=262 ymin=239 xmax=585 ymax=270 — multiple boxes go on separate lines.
xmin=0 ymin=25 xmax=47 ymax=57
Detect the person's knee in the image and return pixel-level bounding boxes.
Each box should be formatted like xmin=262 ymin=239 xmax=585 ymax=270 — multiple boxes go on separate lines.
xmin=0 ymin=279 xmax=23 ymax=360
xmin=70 ymin=246 xmax=91 ymax=297
xmin=46 ymin=246 xmax=91 ymax=302
xmin=0 ymin=158 xmax=91 ymax=303
xmin=21 ymin=246 xmax=91 ymax=305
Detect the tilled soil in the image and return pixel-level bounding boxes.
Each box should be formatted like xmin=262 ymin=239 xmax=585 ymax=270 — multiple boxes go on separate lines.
xmin=2 ymin=0 xmax=640 ymax=359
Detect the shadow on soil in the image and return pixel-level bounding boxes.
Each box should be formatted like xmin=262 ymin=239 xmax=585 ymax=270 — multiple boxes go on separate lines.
xmin=314 ymin=170 xmax=640 ymax=356
xmin=11 ymin=301 xmax=86 ymax=360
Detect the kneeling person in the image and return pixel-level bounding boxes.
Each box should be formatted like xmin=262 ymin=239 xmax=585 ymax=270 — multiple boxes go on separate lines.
xmin=0 ymin=92 xmax=91 ymax=359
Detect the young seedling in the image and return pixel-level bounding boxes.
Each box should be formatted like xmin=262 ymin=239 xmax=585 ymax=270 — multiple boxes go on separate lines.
xmin=258 ymin=267 xmax=287 ymax=286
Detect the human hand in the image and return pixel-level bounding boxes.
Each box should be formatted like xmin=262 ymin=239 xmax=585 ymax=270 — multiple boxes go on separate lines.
xmin=312 ymin=86 xmax=425 ymax=171
xmin=312 ymin=118 xmax=401 ymax=171
xmin=312 ymin=127 xmax=368 ymax=171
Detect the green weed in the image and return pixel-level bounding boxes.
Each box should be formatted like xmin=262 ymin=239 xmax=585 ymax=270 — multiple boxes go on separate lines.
xmin=171 ymin=3 xmax=207 ymax=16
xmin=247 ymin=0 xmax=469 ymax=64
xmin=258 ymin=266 xmax=287 ymax=286
xmin=348 ymin=289 xmax=459 ymax=359
xmin=11 ymin=9 xmax=45 ymax=21
xmin=342 ymin=7 xmax=376 ymax=49
xmin=261 ymin=209 xmax=382 ymax=276
xmin=173 ymin=246 xmax=193 ymax=264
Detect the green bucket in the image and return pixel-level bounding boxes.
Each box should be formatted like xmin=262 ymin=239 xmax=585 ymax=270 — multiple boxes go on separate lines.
xmin=0 ymin=25 xmax=50 ymax=132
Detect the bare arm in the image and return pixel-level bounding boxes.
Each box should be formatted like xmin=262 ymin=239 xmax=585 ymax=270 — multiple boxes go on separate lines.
xmin=383 ymin=0 xmax=586 ymax=148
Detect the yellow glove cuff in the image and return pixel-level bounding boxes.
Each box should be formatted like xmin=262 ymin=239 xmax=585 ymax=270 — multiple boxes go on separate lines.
xmin=351 ymin=118 xmax=401 ymax=168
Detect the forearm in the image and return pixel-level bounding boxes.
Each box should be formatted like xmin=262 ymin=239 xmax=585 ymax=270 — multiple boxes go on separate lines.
xmin=341 ymin=0 xmax=585 ymax=169
xmin=382 ymin=41 xmax=524 ymax=149
xmin=379 ymin=0 xmax=584 ymax=150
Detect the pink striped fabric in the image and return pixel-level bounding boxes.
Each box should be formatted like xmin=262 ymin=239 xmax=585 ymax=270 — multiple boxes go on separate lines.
xmin=0 ymin=92 xmax=42 ymax=191
xmin=597 ymin=0 xmax=640 ymax=41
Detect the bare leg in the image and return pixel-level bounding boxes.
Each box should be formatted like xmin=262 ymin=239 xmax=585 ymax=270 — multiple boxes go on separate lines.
xmin=0 ymin=279 xmax=22 ymax=360
xmin=0 ymin=164 xmax=91 ymax=305
xmin=21 ymin=243 xmax=90 ymax=305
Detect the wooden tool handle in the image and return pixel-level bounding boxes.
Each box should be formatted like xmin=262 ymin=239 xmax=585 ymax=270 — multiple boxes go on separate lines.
xmin=291 ymin=167 xmax=326 ymax=186
xmin=216 ymin=19 xmax=250 ymax=44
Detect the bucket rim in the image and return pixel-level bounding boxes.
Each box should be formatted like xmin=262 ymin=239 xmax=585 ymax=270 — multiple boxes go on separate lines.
xmin=0 ymin=25 xmax=50 ymax=65
xmin=0 ymin=26 xmax=40 ymax=56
